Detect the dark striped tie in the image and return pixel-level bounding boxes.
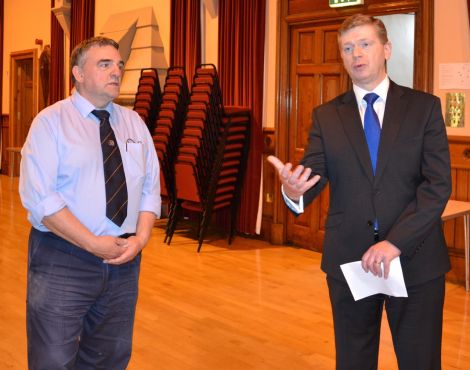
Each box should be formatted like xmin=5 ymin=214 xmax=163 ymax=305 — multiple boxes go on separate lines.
xmin=92 ymin=110 xmax=128 ymax=226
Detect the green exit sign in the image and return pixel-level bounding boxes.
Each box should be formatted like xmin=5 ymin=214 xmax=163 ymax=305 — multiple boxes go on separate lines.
xmin=329 ymin=0 xmax=364 ymax=7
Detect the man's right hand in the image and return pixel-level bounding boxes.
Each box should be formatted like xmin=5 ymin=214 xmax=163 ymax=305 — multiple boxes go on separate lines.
xmin=42 ymin=208 xmax=129 ymax=261
xmin=87 ymin=236 xmax=129 ymax=260
xmin=267 ymin=155 xmax=320 ymax=201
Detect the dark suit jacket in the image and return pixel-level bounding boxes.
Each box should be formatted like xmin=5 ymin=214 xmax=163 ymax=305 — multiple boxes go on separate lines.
xmin=300 ymin=81 xmax=452 ymax=287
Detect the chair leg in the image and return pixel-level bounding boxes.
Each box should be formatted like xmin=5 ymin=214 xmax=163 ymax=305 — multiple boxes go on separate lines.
xmin=197 ymin=206 xmax=213 ymax=252
xmin=228 ymin=202 xmax=238 ymax=245
xmin=164 ymin=199 xmax=176 ymax=243
xmin=166 ymin=203 xmax=181 ymax=246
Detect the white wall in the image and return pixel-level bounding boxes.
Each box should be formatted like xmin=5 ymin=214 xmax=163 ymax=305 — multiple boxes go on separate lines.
xmin=378 ymin=13 xmax=414 ymax=89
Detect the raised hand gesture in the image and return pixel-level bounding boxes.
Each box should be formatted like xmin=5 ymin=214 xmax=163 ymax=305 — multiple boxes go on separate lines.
xmin=267 ymin=155 xmax=321 ymax=201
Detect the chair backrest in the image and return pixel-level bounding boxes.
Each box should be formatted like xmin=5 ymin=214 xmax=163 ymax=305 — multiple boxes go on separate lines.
xmin=133 ymin=68 xmax=162 ymax=132
xmin=152 ymin=66 xmax=190 ymax=205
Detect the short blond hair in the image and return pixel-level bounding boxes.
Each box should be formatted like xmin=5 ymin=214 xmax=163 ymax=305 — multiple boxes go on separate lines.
xmin=338 ymin=14 xmax=388 ymax=45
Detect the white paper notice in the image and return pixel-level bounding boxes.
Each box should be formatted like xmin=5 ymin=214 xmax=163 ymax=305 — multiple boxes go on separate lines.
xmin=439 ymin=63 xmax=470 ymax=89
xmin=340 ymin=258 xmax=408 ymax=301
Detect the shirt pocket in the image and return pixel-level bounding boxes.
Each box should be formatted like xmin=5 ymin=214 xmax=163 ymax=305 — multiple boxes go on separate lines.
xmin=125 ymin=142 xmax=145 ymax=180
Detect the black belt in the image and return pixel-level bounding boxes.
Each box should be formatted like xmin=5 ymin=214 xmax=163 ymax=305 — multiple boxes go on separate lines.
xmin=119 ymin=233 xmax=136 ymax=239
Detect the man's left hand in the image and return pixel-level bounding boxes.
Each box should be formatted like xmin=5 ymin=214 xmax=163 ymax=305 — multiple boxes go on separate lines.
xmin=361 ymin=240 xmax=401 ymax=279
xmin=103 ymin=235 xmax=146 ymax=264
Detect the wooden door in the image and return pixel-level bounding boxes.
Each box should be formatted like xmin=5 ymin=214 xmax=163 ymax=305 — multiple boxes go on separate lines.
xmin=15 ymin=58 xmax=34 ymax=143
xmin=9 ymin=49 xmax=37 ymax=175
xmin=270 ymin=0 xmax=434 ymax=252
xmin=286 ymin=22 xmax=349 ymax=251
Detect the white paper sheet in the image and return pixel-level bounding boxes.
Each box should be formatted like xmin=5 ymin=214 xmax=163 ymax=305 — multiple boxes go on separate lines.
xmin=340 ymin=258 xmax=408 ymax=301
xmin=439 ymin=63 xmax=470 ymax=89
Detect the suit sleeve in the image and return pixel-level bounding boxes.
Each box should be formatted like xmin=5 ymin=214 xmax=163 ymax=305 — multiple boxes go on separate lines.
xmin=385 ymin=97 xmax=452 ymax=256
xmin=299 ymin=109 xmax=330 ymax=208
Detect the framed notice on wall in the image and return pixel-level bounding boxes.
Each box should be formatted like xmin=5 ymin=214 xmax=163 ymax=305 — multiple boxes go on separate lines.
xmin=439 ymin=63 xmax=470 ymax=90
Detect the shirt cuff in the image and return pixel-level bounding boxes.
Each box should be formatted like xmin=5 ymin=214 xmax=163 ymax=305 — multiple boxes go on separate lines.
xmin=32 ymin=193 xmax=67 ymax=224
xmin=281 ymin=186 xmax=304 ymax=214
xmin=140 ymin=194 xmax=162 ymax=218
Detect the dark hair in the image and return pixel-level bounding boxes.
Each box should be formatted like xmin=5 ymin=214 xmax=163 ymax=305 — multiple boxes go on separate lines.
xmin=338 ymin=14 xmax=388 ymax=45
xmin=70 ymin=36 xmax=119 ymax=85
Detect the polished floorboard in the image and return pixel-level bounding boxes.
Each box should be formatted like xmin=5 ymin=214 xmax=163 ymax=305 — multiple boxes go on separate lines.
xmin=0 ymin=174 xmax=469 ymax=369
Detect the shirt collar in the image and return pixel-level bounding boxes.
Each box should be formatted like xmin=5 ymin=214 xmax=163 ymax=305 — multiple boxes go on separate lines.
xmin=353 ymin=76 xmax=390 ymax=106
xmin=70 ymin=90 xmax=114 ymax=120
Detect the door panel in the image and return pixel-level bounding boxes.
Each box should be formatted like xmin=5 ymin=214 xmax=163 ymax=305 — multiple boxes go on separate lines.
xmin=286 ymin=23 xmax=349 ymax=251
xmin=16 ymin=59 xmax=34 ymax=145
xmin=8 ymin=49 xmax=37 ymax=176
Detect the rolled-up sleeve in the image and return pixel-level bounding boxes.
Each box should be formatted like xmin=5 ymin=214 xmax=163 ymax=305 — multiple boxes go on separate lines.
xmin=19 ymin=115 xmax=67 ymax=226
xmin=139 ymin=128 xmax=161 ymax=218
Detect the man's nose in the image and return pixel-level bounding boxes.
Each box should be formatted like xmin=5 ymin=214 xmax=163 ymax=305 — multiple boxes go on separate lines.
xmin=110 ymin=63 xmax=122 ymax=77
xmin=352 ymin=46 xmax=362 ymax=58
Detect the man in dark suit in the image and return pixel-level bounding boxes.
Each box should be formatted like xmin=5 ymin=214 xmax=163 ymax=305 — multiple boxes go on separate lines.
xmin=268 ymin=14 xmax=451 ymax=370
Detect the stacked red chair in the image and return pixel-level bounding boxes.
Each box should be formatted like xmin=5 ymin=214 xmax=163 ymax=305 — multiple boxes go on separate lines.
xmin=166 ymin=64 xmax=251 ymax=252
xmin=133 ymin=68 xmax=162 ymax=132
xmin=152 ymin=67 xmax=190 ymax=232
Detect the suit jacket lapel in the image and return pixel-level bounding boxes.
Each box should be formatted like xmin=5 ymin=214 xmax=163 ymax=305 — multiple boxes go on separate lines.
xmin=374 ymin=81 xmax=408 ymax=184
xmin=337 ymin=90 xmax=375 ymax=182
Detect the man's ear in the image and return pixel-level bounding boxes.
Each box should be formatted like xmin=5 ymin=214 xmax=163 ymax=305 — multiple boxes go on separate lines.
xmin=384 ymin=41 xmax=392 ymax=61
xmin=72 ymin=65 xmax=84 ymax=83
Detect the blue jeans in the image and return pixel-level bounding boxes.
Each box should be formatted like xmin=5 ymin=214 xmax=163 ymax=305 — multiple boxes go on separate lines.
xmin=27 ymin=228 xmax=141 ymax=370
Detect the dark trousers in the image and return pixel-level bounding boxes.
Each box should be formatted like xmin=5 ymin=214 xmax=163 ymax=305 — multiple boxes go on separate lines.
xmin=27 ymin=228 xmax=141 ymax=370
xmin=327 ymin=274 xmax=445 ymax=370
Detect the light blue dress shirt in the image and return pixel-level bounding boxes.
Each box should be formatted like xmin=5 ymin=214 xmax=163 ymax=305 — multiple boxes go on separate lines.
xmin=20 ymin=91 xmax=161 ymax=236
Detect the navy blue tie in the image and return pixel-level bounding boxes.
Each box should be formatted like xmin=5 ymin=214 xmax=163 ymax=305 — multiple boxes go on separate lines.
xmin=92 ymin=110 xmax=128 ymax=226
xmin=363 ymin=93 xmax=381 ymax=174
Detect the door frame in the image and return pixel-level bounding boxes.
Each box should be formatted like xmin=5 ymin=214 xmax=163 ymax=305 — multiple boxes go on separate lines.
xmin=270 ymin=0 xmax=434 ymax=244
xmin=9 ymin=48 xmax=38 ymax=148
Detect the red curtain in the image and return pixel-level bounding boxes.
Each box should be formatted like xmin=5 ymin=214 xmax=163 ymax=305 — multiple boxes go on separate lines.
xmin=70 ymin=0 xmax=95 ymax=52
xmin=218 ymin=0 xmax=266 ymax=234
xmin=50 ymin=0 xmax=64 ymax=104
xmin=70 ymin=0 xmax=94 ymax=91
xmin=170 ymin=0 xmax=201 ymax=87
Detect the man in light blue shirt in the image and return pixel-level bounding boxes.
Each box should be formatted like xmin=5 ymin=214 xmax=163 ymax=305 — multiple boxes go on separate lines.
xmin=20 ymin=36 xmax=161 ymax=369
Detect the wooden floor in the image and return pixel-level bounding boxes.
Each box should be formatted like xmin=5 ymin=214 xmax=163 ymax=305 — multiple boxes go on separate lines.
xmin=1 ymin=174 xmax=470 ymax=369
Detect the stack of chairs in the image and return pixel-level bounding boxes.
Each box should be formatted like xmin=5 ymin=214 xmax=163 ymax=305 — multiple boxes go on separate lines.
xmin=166 ymin=64 xmax=251 ymax=252
xmin=133 ymin=68 xmax=162 ymax=132
xmin=152 ymin=67 xmax=190 ymax=225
